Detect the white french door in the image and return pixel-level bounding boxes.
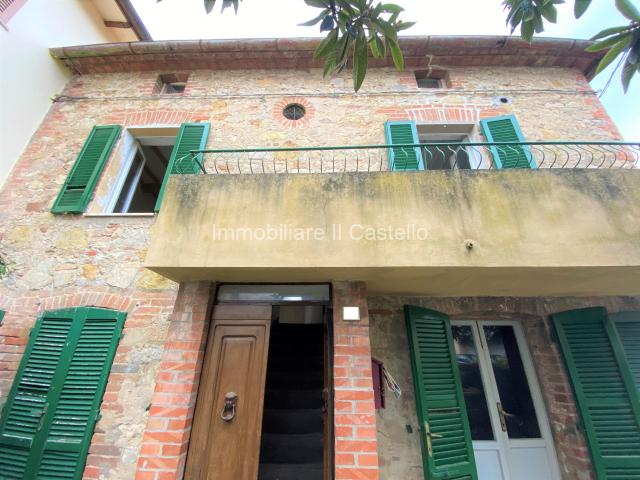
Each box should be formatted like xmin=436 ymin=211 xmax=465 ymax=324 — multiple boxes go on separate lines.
xmin=450 ymin=320 xmax=561 ymax=480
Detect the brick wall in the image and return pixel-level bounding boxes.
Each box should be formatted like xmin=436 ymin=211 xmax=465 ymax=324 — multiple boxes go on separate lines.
xmin=136 ymin=281 xmax=213 ymax=480
xmin=332 ymin=282 xmax=379 ymax=480
xmin=368 ymin=295 xmax=640 ymax=480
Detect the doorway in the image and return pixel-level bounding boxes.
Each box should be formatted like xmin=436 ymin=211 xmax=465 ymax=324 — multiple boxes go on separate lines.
xmin=451 ymin=320 xmax=561 ymax=480
xmin=258 ymin=305 xmax=327 ymax=480
xmin=184 ymin=284 xmax=332 ymax=480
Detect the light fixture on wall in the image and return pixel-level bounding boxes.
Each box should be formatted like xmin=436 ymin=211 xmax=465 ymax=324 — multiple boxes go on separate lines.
xmin=343 ymin=306 xmax=360 ymax=321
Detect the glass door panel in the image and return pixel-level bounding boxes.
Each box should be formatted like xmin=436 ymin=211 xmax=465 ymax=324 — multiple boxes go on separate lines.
xmin=482 ymin=326 xmax=541 ymax=439
xmin=452 ymin=325 xmax=494 ymax=441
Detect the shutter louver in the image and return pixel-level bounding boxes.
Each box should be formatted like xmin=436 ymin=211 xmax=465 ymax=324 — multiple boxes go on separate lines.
xmin=385 ymin=121 xmax=424 ymax=171
xmin=0 ymin=308 xmax=125 ymax=479
xmin=552 ymin=307 xmax=640 ymax=479
xmin=479 ymin=115 xmax=534 ymax=169
xmin=155 ymin=122 xmax=210 ymax=212
xmin=404 ymin=305 xmax=478 ymax=480
xmin=612 ymin=312 xmax=640 ymax=392
xmin=51 ymin=126 xmax=121 ymax=214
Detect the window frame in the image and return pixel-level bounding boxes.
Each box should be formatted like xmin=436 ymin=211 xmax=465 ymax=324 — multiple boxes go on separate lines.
xmin=104 ymin=129 xmax=178 ymax=214
xmin=417 ymin=123 xmax=484 ymax=170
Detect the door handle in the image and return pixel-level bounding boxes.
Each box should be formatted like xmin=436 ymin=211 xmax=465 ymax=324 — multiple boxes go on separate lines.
xmin=497 ymin=402 xmax=508 ymax=432
xmin=220 ymin=392 xmax=238 ymax=422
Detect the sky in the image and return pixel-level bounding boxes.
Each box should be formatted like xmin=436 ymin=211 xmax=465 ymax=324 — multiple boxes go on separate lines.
xmin=131 ymin=0 xmax=639 ymax=140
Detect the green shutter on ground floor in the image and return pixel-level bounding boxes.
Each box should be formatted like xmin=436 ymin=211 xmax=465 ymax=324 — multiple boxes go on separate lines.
xmin=0 ymin=307 xmax=125 ymax=479
xmin=51 ymin=126 xmax=121 ymax=214
xmin=612 ymin=311 xmax=640 ymax=393
xmin=155 ymin=122 xmax=211 ymax=212
xmin=479 ymin=115 xmax=535 ymax=169
xmin=405 ymin=305 xmax=478 ymax=480
xmin=551 ymin=307 xmax=640 ymax=479
xmin=385 ymin=121 xmax=424 ymax=171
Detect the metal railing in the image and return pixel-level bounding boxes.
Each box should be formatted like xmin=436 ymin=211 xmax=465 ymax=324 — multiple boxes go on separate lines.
xmin=173 ymin=142 xmax=640 ymax=175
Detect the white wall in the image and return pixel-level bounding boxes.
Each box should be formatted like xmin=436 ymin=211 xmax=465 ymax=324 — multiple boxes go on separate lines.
xmin=0 ymin=0 xmax=125 ymax=187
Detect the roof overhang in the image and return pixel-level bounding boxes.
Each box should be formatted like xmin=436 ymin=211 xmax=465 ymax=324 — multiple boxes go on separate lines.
xmin=50 ymin=35 xmax=603 ymax=78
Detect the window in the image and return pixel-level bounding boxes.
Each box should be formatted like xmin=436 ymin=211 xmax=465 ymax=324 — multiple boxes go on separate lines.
xmin=417 ymin=123 xmax=480 ymax=170
xmin=155 ymin=73 xmax=188 ymax=95
xmin=414 ymin=69 xmax=449 ymax=89
xmin=109 ymin=129 xmax=177 ymax=213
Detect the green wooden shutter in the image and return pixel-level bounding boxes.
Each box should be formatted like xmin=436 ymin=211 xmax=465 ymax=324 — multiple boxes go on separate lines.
xmin=0 ymin=307 xmax=125 ymax=479
xmin=155 ymin=122 xmax=211 ymax=212
xmin=404 ymin=305 xmax=478 ymax=480
xmin=552 ymin=307 xmax=640 ymax=479
xmin=479 ymin=115 xmax=534 ymax=169
xmin=0 ymin=310 xmax=4 ymax=325
xmin=51 ymin=126 xmax=121 ymax=214
xmin=612 ymin=311 xmax=640 ymax=392
xmin=385 ymin=121 xmax=424 ymax=171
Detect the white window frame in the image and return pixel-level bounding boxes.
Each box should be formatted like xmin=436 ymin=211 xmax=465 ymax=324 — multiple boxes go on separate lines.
xmin=105 ymin=129 xmax=177 ymax=213
xmin=417 ymin=123 xmax=484 ymax=169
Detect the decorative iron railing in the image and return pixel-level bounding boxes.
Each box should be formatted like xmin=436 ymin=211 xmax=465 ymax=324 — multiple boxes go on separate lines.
xmin=174 ymin=142 xmax=640 ymax=175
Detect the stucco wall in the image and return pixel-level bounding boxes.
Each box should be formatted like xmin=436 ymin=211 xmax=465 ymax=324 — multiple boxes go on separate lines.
xmin=0 ymin=64 xmax=627 ymax=479
xmin=368 ymin=295 xmax=640 ymax=480
xmin=147 ymin=169 xmax=640 ymax=296
xmin=0 ymin=0 xmax=128 ymax=188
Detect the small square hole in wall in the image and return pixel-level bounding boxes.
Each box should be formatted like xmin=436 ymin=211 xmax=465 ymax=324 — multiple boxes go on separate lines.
xmin=415 ymin=69 xmax=450 ymax=89
xmin=155 ymin=73 xmax=189 ymax=94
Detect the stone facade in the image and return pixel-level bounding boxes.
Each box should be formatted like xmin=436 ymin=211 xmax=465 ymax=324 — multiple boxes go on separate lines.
xmin=0 ymin=60 xmax=628 ymax=480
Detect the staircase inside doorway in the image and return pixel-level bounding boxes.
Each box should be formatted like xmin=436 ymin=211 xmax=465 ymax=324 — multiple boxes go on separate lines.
xmin=258 ymin=306 xmax=326 ymax=480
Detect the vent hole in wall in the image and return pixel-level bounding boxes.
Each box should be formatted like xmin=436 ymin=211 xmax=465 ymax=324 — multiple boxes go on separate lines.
xmin=283 ymin=103 xmax=306 ymax=121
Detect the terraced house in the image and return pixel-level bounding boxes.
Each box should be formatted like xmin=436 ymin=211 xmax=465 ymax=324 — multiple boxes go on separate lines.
xmin=0 ymin=35 xmax=639 ymax=480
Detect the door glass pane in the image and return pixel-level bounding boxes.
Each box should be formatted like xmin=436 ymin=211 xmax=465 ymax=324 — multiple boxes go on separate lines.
xmin=483 ymin=325 xmax=541 ymax=439
xmin=452 ymin=325 xmax=494 ymax=440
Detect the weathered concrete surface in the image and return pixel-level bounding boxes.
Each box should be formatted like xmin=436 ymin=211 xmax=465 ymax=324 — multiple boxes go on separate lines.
xmin=146 ymin=169 xmax=640 ymax=296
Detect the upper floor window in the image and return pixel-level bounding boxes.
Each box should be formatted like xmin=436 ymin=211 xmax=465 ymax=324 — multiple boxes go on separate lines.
xmin=108 ymin=129 xmax=177 ymax=213
xmin=414 ymin=69 xmax=450 ymax=89
xmin=155 ymin=73 xmax=189 ymax=95
xmin=417 ymin=123 xmax=479 ymax=170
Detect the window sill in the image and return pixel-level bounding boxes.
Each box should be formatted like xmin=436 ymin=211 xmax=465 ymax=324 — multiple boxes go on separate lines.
xmin=83 ymin=213 xmax=156 ymax=218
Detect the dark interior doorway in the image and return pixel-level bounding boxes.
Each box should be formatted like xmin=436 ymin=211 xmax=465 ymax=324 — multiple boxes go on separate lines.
xmin=258 ymin=305 xmax=328 ymax=480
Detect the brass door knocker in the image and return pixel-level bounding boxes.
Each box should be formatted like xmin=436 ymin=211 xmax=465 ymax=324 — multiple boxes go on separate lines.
xmin=220 ymin=392 xmax=238 ymax=422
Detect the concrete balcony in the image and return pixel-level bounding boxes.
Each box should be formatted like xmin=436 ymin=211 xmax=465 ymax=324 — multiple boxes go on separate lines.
xmin=145 ymin=161 xmax=640 ymax=296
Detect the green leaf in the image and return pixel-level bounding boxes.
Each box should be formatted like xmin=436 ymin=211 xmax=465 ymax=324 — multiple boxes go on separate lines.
xmin=574 ymin=0 xmax=591 ymax=18
xmin=615 ymin=0 xmax=640 ymax=21
xmin=621 ymin=52 xmax=637 ymax=92
xmin=334 ymin=32 xmax=352 ymax=72
xmin=220 ymin=0 xmax=239 ymax=13
xmin=540 ymin=2 xmax=558 ymax=22
xmin=204 ymin=0 xmax=216 ymax=13
xmin=595 ymin=36 xmax=632 ymax=75
xmin=314 ymin=29 xmax=338 ymax=60
xmin=381 ymin=3 xmax=404 ymax=14
xmin=299 ymin=9 xmax=331 ymax=26
xmin=396 ymin=21 xmax=417 ymax=31
xmin=389 ymin=39 xmax=404 ymax=71
xmin=591 ymin=25 xmax=633 ymax=41
xmin=369 ymin=35 xmax=381 ymax=58
xmin=585 ymin=32 xmax=631 ymax=52
xmin=322 ymin=49 xmax=338 ymax=77
xmin=305 ymin=0 xmax=330 ymax=8
xmin=521 ymin=19 xmax=535 ymax=41
xmin=352 ymin=36 xmax=369 ymax=91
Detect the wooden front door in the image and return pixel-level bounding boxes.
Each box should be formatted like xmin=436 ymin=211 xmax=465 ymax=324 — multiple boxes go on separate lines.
xmin=185 ymin=305 xmax=272 ymax=480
